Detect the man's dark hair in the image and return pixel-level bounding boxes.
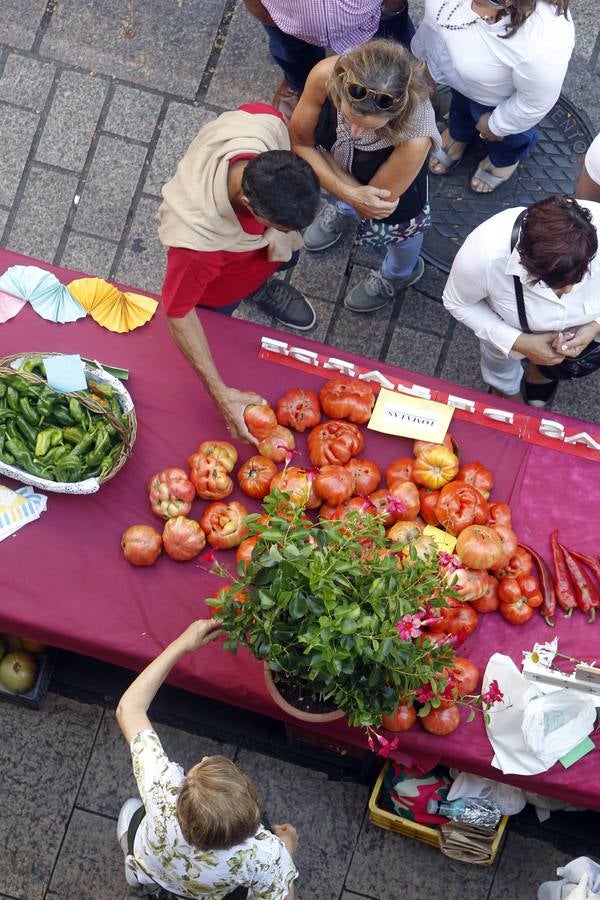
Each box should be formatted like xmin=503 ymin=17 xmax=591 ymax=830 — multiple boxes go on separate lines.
xmin=242 ymin=150 xmax=320 ymax=230
xmin=518 ymin=195 xmax=598 ymax=289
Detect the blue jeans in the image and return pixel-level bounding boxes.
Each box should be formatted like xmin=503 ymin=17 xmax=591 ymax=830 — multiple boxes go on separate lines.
xmin=264 ymin=5 xmax=415 ymax=93
xmin=448 ymin=89 xmax=538 ymax=167
xmin=212 ymin=251 xmax=300 ymax=317
xmin=336 ymin=201 xmax=423 ymax=278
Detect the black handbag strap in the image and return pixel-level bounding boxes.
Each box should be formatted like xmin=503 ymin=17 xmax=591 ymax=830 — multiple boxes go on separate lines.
xmin=510 ymin=209 xmax=531 ymax=333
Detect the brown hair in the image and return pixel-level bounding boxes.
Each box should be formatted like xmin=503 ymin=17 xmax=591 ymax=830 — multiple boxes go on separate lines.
xmin=517 ymin=195 xmax=597 ymax=289
xmin=328 ymin=40 xmax=429 ymax=145
xmin=176 ymin=756 xmax=261 ymax=850
xmin=501 ymin=1 xmax=570 ymax=38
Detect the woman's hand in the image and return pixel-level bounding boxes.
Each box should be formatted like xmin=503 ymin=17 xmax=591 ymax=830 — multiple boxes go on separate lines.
xmin=512 ymin=332 xmax=566 ymax=366
xmin=475 ymin=112 xmax=501 ymax=142
xmin=215 ymin=386 xmax=264 ymax=445
xmin=553 ymin=322 xmax=600 ymax=357
xmin=179 ymin=619 xmax=223 ymax=653
xmin=343 ymin=185 xmax=399 ymax=219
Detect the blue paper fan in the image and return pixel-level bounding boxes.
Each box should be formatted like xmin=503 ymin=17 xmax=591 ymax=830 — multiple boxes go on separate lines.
xmin=30 ymin=283 xmax=87 ymax=323
xmin=0 ymin=265 xmax=86 ymax=323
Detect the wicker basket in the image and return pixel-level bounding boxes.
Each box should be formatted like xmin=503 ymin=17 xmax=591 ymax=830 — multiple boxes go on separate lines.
xmin=368 ymin=760 xmax=508 ymax=865
xmin=0 ymin=351 xmax=137 ymax=494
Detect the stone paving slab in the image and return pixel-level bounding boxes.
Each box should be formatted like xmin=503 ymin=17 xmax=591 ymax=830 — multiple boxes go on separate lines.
xmin=0 ymin=104 xmax=39 ymax=207
xmin=143 ymin=102 xmax=214 ymax=196
xmin=0 ymin=53 xmax=55 ymax=111
xmin=114 ymin=194 xmax=165 ymax=291
xmin=35 ymin=69 xmax=108 ymax=171
xmin=60 ymin=231 xmax=118 ymax=279
xmin=0 ymin=0 xmax=47 ymax=51
xmin=6 ymin=164 xmax=78 ymax=259
xmin=0 ymin=694 xmax=102 ymax=899
xmin=40 ymin=0 xmax=225 ymax=98
xmin=103 ymin=83 xmax=164 ymax=143
xmin=386 ymin=324 xmax=444 ymax=377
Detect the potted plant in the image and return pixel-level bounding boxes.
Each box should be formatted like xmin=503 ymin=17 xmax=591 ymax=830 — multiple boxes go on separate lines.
xmin=208 ymin=491 xmax=464 ymax=734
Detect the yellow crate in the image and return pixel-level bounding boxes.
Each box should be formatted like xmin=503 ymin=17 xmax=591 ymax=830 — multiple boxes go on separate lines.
xmin=368 ymin=761 xmax=509 ymax=864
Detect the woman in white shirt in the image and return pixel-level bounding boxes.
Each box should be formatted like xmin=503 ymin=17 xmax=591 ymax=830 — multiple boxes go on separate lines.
xmin=576 ymin=133 xmax=600 ymax=203
xmin=443 ymin=196 xmax=600 ymax=406
xmin=411 ymin=0 xmax=574 ymax=193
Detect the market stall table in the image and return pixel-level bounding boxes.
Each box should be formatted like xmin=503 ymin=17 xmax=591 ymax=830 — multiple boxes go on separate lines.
xmin=1 ymin=249 xmax=599 ymax=810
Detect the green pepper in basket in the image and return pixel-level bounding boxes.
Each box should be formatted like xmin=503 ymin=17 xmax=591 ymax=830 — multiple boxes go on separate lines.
xmin=35 ymin=426 xmax=63 ymax=457
xmin=99 ymin=444 xmax=121 ymax=478
xmin=15 ymin=417 xmax=38 ymax=448
xmin=19 ymin=396 xmax=39 ymax=426
xmin=50 ymin=406 xmax=75 ymax=427
xmin=0 ymin=408 xmax=17 ymax=422
xmin=6 ymin=386 xmax=20 ymax=412
xmin=68 ymin=397 xmax=85 ymax=424
xmin=5 ymin=437 xmax=47 ymax=478
xmin=70 ymin=424 xmax=100 ymax=458
xmin=85 ymin=429 xmax=112 ymax=468
xmin=0 ymin=382 xmax=7 ymax=398
xmin=19 ymin=356 xmax=45 ymax=376
xmin=62 ymin=426 xmax=84 ymax=444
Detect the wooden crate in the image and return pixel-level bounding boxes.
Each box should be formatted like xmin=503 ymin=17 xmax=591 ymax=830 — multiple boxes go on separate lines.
xmin=368 ymin=761 xmax=509 ymax=864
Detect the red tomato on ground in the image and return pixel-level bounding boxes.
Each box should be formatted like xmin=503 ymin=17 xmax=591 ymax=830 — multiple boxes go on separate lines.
xmin=345 ymin=458 xmax=381 ymax=495
xmin=384 ymin=457 xmax=414 ymax=487
xmin=447 ymin=658 xmax=480 ymax=696
xmin=382 ymin=703 xmax=417 ymax=732
xmin=121 ymin=524 xmax=162 ymax=566
xmin=313 ymin=464 xmax=354 ymax=506
xmin=420 ymin=704 xmax=461 ymax=735
xmin=188 ymin=452 xmax=233 ymax=500
xmin=307 ymin=420 xmax=364 ymax=467
xmin=471 ymin=574 xmax=500 ymax=613
xmin=162 ymin=516 xmax=206 ymax=561
xmin=257 ymin=425 xmax=296 ymax=463
xmin=244 ymin=403 xmax=277 ymax=440
xmin=435 ymin=481 xmax=489 ymax=536
xmin=237 ymin=455 xmax=278 ymax=499
xmin=457 ymin=461 xmax=494 ymax=499
xmin=275 ymin=388 xmax=321 ymax=432
xmin=319 ymin=377 xmax=375 ymax=424
xmin=419 ymin=488 xmax=440 ymax=526
xmin=487 ymin=502 xmax=512 ymax=527
xmin=455 ymin=525 xmax=504 ymax=570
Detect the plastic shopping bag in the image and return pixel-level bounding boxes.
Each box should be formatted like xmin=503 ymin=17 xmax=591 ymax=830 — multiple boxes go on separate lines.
xmin=521 ymin=690 xmax=597 ymax=768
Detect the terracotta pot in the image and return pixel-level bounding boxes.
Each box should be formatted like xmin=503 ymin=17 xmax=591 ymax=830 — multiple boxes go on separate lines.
xmin=263 ymin=663 xmax=345 ymax=723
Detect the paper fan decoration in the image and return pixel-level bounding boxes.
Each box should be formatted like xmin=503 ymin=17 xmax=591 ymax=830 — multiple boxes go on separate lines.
xmin=68 ymin=277 xmax=158 ymax=333
xmin=0 ymin=264 xmax=86 ymax=323
xmin=0 ymin=291 xmax=26 ymax=323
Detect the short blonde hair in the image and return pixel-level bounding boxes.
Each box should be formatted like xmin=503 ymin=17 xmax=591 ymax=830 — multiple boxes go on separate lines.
xmin=176 ymin=756 xmax=261 ymax=850
xmin=328 ymin=39 xmax=429 ymax=145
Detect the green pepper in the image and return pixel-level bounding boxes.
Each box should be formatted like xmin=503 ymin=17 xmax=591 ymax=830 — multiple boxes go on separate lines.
xmin=50 ymin=406 xmax=75 ymax=427
xmin=0 ymin=408 xmax=17 ymax=422
xmin=36 ymin=388 xmax=58 ymax=420
xmin=6 ymin=387 xmax=20 ymax=412
xmin=85 ymin=430 xmax=111 ymax=468
xmin=0 ymin=451 xmax=15 ymax=465
xmin=41 ymin=444 xmax=72 ymax=465
xmin=4 ymin=375 xmax=33 ymax=394
xmin=0 ymin=382 xmax=7 ymax=398
xmin=99 ymin=444 xmax=121 ymax=477
xmin=68 ymin=398 xmax=85 ymax=424
xmin=35 ymin=426 xmax=63 ymax=457
xmin=87 ymin=381 xmax=114 ymax=400
xmin=19 ymin=356 xmax=46 ymax=376
xmin=5 ymin=437 xmax=46 ymax=476
xmin=70 ymin=425 xmax=100 ymax=458
xmin=62 ymin=426 xmax=84 ymax=444
xmin=16 ymin=417 xmax=38 ymax=448
xmin=19 ymin=397 xmax=39 ymax=426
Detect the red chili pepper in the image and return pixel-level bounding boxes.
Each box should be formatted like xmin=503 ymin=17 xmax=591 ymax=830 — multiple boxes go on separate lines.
xmin=559 ymin=544 xmax=598 ymax=623
xmin=550 ymin=531 xmax=576 ymax=617
xmin=569 ymin=549 xmax=600 ymax=604
xmin=518 ymin=543 xmax=556 ymax=626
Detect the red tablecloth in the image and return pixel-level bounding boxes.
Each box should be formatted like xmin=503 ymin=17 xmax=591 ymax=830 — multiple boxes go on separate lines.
xmin=2 ymin=249 xmax=599 ymax=809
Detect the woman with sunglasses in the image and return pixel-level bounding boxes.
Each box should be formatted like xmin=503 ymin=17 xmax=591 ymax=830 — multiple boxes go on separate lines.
xmin=289 ymin=40 xmax=441 ymax=312
xmin=411 ymin=0 xmax=574 ymax=193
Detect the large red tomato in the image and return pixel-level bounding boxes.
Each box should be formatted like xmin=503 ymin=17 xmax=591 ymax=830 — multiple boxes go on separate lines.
xmin=244 ymin=403 xmax=277 ymax=440
xmin=412 ymin=445 xmax=459 ymax=489
xmin=388 ymin=480 xmax=420 ymax=520
xmin=270 ymin=466 xmax=320 ymax=508
xmin=487 ymin=502 xmax=512 ymax=527
xmin=447 ymin=658 xmax=480 ymax=696
xmin=275 ymin=388 xmax=321 ymax=432
xmin=386 ymin=519 xmax=423 ymax=545
xmin=200 ymin=501 xmax=249 ymax=549
xmin=456 ymin=461 xmax=494 ymax=499
xmin=319 ymin=377 xmax=375 ymax=424
xmin=492 ymin=524 xmax=518 ymax=567
xmin=493 ymin=546 xmax=532 ymax=580
xmin=257 ymin=425 xmax=296 ymax=463
xmin=420 ymin=704 xmax=461 ymax=735
xmin=237 ymin=455 xmax=278 ymax=499
xmin=345 ymin=458 xmax=381 ymax=495
xmin=314 ymin=464 xmax=353 ymax=506
xmin=428 ymin=605 xmax=479 ymax=638
xmin=121 ymin=524 xmax=162 ymax=566
xmin=499 ymin=597 xmax=535 ymax=625
xmin=236 ymin=534 xmax=260 ymax=567
xmin=471 ymin=574 xmax=500 ymax=613
xmin=148 ymin=467 xmax=195 ymax=519
xmin=197 ymin=441 xmax=238 ymax=473
xmin=445 ymin=567 xmax=489 ymax=602
xmin=382 ymin=703 xmax=417 ymax=732
xmin=162 ymin=516 xmax=206 ymax=561
xmin=435 ymin=481 xmax=489 ymax=536
xmin=307 ymin=420 xmax=364 ymax=467
xmin=385 ymin=457 xmax=414 ymax=487
xmin=419 ymin=488 xmax=440 ymax=526
xmin=188 ymin=452 xmax=233 ymax=500
xmin=455 ymin=525 xmax=504 ymax=570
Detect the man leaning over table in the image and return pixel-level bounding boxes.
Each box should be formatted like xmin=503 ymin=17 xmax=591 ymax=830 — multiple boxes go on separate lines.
xmin=158 ymin=102 xmax=320 ymax=443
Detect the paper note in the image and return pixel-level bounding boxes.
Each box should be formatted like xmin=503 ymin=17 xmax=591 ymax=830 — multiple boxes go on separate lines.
xmin=367 ymin=388 xmax=454 ymax=442
xmin=423 ymin=524 xmax=457 ymax=553
xmin=43 ymin=354 xmax=87 ymax=392
xmin=559 ymin=736 xmax=595 ymax=769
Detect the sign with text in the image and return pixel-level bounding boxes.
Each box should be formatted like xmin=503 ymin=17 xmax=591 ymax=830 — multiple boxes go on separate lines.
xmin=367 ymin=388 xmax=454 ymax=442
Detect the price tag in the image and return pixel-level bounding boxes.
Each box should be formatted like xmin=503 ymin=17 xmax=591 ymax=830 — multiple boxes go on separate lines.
xmin=368 ymin=388 xmax=453 ymax=442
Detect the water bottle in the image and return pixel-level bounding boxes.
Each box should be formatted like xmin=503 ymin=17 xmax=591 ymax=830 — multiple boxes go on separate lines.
xmin=426 ymin=797 xmax=501 ymax=828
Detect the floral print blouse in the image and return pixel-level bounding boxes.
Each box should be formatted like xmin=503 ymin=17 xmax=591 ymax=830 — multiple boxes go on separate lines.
xmin=128 ymin=730 xmax=297 ymax=899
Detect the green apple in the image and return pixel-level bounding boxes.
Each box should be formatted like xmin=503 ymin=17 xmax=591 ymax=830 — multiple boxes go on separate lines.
xmin=0 ymin=651 xmax=38 ymax=694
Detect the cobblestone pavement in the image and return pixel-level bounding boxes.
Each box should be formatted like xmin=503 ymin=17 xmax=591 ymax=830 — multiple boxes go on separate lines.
xmin=1 ymin=3 xmax=599 ymax=898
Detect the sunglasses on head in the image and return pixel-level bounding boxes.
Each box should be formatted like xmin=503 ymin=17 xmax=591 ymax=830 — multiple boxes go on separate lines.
xmin=346 ymin=80 xmax=400 ymax=111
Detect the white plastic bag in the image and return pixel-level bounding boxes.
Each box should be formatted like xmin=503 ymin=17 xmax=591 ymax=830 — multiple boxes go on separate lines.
xmin=448 ymin=771 xmax=526 ymax=815
xmin=521 ymin=690 xmax=597 ymax=768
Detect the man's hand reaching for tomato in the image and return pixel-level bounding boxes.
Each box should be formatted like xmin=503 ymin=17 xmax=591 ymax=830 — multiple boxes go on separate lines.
xmin=215 ymin=386 xmax=265 ymax=445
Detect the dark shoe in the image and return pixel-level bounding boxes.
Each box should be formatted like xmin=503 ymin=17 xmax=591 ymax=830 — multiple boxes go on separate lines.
xmin=344 ymin=257 xmax=425 ymax=312
xmin=251 ymin=279 xmax=316 ymax=330
xmin=522 ymin=378 xmax=558 ymax=408
xmin=303 ymin=202 xmax=355 ymax=252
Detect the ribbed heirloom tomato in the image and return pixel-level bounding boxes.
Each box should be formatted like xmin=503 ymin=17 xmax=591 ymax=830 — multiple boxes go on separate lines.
xmin=412 ymin=445 xmax=459 ymax=489
xmin=197 ymin=440 xmax=238 ymax=472
xmin=384 ymin=457 xmax=414 ymax=486
xmin=487 ymin=502 xmax=512 ymax=527
xmin=319 ymin=377 xmax=375 ymax=424
xmin=270 ymin=466 xmax=320 ymax=508
xmin=457 ymin=461 xmax=494 ymax=499
xmin=275 ymin=388 xmax=321 ymax=432
xmin=313 ymin=464 xmax=353 ymax=505
xmin=243 ymin=403 xmax=277 ymax=440
xmin=148 ymin=467 xmax=195 ymax=519
xmin=435 ymin=481 xmax=489 ymax=535
xmin=257 ymin=425 xmax=296 ymax=463
xmin=455 ymin=525 xmax=504 ymax=570
xmin=237 ymin=455 xmax=278 ymax=499
xmin=162 ymin=516 xmax=206 ymax=561
xmin=307 ymin=420 xmax=364 ymax=467
xmin=200 ymin=501 xmax=249 ymax=549
xmin=188 ymin=452 xmax=233 ymax=500
xmin=345 ymin=458 xmax=381 ymax=495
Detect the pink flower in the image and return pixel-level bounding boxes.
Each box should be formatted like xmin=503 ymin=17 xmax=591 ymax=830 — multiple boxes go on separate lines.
xmin=395 ymin=614 xmax=423 ymax=641
xmin=439 ymin=552 xmax=461 ymax=573
xmin=415 ymin=684 xmax=434 ymax=703
xmin=197 ymin=549 xmax=216 ymax=571
xmin=386 ymin=493 xmax=407 ymax=515
xmin=481 ymin=679 xmax=504 ymax=706
xmin=368 ymin=731 xmax=400 ymax=758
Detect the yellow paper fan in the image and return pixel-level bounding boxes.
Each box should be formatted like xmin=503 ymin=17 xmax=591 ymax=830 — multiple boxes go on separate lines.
xmin=68 ymin=278 xmax=158 ymax=333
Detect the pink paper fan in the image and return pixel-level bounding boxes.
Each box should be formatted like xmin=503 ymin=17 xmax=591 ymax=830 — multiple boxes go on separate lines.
xmin=0 ymin=291 xmax=26 ymax=323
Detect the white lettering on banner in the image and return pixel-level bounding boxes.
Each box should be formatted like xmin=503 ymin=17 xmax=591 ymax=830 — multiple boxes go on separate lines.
xmin=447 ymin=395 xmax=476 ymax=413
xmin=323 ymin=357 xmax=356 ymax=377
xmin=482 ymin=407 xmax=515 ymax=425
xmin=359 ymin=370 xmax=395 ymax=389
xmin=288 ymin=347 xmax=319 ymax=366
xmin=539 ymin=419 xmax=566 ymax=440
xmin=261 ymin=337 xmax=289 ymax=355
xmin=396 ymin=383 xmax=432 ymax=400
xmin=564 ymin=432 xmax=600 ymax=451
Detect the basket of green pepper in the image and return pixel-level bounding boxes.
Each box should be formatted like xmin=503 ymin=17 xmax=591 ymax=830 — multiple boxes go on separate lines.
xmin=0 ymin=352 xmax=136 ymax=494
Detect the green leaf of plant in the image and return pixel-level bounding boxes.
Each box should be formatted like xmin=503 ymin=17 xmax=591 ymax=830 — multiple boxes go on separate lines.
xmin=467 ymin=708 xmax=476 ymax=723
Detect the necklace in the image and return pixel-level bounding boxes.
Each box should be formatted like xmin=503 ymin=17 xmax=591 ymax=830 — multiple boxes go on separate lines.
xmin=435 ymin=0 xmax=479 ymax=29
